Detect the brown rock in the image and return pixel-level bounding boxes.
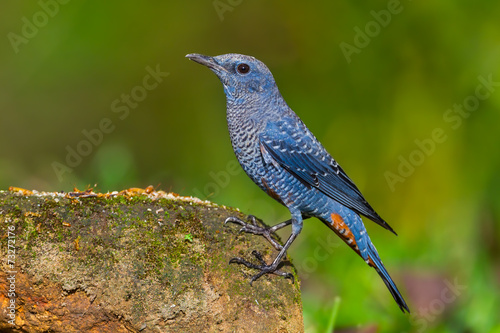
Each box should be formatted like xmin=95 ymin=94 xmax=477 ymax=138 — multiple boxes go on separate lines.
xmin=0 ymin=188 xmax=303 ymax=332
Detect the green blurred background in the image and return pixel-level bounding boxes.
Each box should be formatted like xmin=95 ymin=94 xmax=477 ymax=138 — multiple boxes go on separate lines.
xmin=1 ymin=1 xmax=500 ymax=332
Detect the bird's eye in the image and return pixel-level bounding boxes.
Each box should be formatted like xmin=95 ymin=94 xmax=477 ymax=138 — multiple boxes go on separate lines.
xmin=237 ymin=63 xmax=250 ymax=74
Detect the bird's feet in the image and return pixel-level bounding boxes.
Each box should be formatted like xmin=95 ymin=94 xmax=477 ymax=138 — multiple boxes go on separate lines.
xmin=224 ymin=216 xmax=295 ymax=283
xmin=224 ymin=215 xmax=285 ymax=251
xmin=229 ymin=250 xmax=294 ymax=284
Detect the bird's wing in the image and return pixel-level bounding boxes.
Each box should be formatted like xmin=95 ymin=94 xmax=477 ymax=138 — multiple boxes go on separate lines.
xmin=259 ymin=118 xmax=396 ymax=234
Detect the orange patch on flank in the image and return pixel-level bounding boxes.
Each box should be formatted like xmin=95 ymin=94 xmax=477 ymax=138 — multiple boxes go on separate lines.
xmin=330 ymin=213 xmax=358 ymax=250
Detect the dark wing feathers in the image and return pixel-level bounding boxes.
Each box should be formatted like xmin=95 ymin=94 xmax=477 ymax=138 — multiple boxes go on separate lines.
xmin=260 ymin=119 xmax=396 ymax=234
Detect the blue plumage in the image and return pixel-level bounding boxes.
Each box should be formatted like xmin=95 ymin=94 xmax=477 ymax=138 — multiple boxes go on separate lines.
xmin=187 ymin=53 xmax=409 ymax=313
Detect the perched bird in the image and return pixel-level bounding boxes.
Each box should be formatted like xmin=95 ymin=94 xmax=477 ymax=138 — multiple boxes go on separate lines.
xmin=186 ymin=53 xmax=409 ymax=313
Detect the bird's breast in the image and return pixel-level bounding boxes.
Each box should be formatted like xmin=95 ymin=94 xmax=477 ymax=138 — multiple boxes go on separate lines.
xmin=227 ymin=116 xmax=264 ymax=175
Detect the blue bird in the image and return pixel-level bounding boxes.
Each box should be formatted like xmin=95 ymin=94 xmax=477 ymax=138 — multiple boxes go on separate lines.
xmin=186 ymin=53 xmax=410 ymax=313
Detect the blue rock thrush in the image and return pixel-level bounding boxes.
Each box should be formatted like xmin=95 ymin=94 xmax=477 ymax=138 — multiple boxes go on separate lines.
xmin=186 ymin=53 xmax=409 ymax=313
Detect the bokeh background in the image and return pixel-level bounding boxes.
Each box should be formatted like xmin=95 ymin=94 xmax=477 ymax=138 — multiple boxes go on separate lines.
xmin=2 ymin=1 xmax=500 ymax=332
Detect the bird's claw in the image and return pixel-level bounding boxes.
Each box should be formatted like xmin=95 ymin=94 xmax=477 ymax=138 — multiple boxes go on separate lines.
xmin=224 ymin=215 xmax=259 ymax=228
xmin=229 ymin=250 xmax=294 ymax=284
xmin=224 ymin=216 xmax=283 ymax=251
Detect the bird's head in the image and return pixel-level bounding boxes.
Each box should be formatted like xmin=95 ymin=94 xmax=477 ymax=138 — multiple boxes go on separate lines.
xmin=186 ymin=53 xmax=279 ymax=101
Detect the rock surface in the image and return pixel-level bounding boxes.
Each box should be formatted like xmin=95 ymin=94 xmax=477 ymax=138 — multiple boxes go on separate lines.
xmin=0 ymin=188 xmax=303 ymax=332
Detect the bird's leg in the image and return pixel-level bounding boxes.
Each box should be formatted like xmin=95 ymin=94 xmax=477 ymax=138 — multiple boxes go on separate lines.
xmin=229 ymin=230 xmax=299 ymax=284
xmin=225 ymin=216 xmax=292 ymax=251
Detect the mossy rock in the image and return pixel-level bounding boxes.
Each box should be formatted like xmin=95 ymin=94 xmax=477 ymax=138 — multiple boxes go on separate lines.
xmin=0 ymin=188 xmax=303 ymax=332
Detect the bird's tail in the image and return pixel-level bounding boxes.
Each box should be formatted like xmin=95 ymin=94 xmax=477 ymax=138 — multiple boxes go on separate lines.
xmin=322 ymin=212 xmax=409 ymax=312
xmin=366 ymin=244 xmax=410 ymax=313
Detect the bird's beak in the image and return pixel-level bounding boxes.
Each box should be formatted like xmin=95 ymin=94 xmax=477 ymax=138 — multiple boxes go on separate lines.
xmin=186 ymin=53 xmax=226 ymax=73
